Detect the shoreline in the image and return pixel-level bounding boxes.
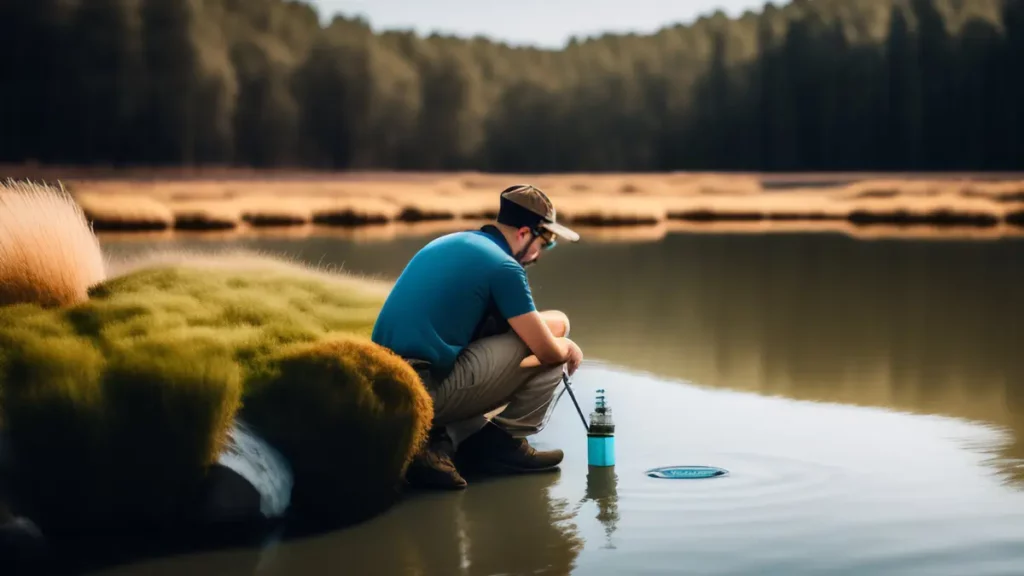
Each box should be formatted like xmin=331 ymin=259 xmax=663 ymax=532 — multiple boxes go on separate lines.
xmin=6 ymin=172 xmax=1024 ymax=238
xmin=93 ymin=218 xmax=1024 ymax=245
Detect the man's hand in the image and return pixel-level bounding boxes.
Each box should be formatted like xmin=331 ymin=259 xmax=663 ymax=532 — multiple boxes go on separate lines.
xmin=519 ymin=339 xmax=583 ymax=373
xmin=565 ymin=338 xmax=583 ymax=375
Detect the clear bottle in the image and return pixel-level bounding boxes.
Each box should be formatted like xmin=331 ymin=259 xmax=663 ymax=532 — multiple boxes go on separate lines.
xmin=587 ymin=389 xmax=615 ymax=467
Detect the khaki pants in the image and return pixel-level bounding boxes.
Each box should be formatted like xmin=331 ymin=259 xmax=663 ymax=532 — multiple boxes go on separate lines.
xmin=421 ymin=331 xmax=566 ymax=447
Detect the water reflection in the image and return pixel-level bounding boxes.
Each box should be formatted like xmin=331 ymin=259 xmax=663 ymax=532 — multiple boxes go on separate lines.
xmin=255 ymin=472 xmax=582 ymax=576
xmin=527 ymin=232 xmax=1024 ymax=486
xmin=578 ymin=466 xmax=619 ymax=550
xmin=90 ymin=472 xmax=582 ymax=576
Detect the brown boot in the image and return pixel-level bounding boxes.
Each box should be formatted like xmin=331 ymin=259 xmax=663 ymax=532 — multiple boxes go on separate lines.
xmin=404 ymin=427 xmax=467 ymax=490
xmin=456 ymin=421 xmax=564 ymax=475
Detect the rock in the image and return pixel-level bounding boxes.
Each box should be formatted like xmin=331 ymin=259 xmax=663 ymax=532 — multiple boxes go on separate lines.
xmin=0 ymin=515 xmax=49 ymax=575
xmin=204 ymin=419 xmax=293 ymax=525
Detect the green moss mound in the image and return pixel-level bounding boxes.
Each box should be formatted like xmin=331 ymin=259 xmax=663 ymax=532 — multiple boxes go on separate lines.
xmin=245 ymin=338 xmax=433 ymax=526
xmin=0 ymin=254 xmax=432 ymax=542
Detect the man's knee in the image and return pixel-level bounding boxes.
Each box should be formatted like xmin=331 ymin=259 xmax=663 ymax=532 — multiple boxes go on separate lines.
xmin=535 ymin=363 xmax=565 ymax=389
xmin=519 ymin=362 xmax=565 ymax=400
xmin=540 ymin=310 xmax=570 ymax=338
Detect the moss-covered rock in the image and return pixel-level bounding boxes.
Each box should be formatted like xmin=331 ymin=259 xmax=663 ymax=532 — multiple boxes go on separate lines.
xmin=244 ymin=337 xmax=432 ymax=527
xmin=0 ymin=256 xmax=433 ymax=545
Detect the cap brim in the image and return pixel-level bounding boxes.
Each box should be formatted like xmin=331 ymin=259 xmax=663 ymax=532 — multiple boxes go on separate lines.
xmin=540 ymin=221 xmax=580 ymax=242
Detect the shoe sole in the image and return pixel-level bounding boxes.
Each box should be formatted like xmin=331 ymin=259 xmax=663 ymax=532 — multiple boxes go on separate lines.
xmin=473 ymin=460 xmax=562 ymax=475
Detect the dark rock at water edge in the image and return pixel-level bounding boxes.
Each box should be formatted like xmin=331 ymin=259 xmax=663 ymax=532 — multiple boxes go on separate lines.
xmin=0 ymin=514 xmax=50 ymax=576
xmin=0 ymin=420 xmax=294 ymax=574
xmin=0 ymin=434 xmax=50 ymax=575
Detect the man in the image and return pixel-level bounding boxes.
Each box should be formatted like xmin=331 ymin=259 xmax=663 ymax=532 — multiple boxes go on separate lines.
xmin=371 ymin=184 xmax=584 ymax=490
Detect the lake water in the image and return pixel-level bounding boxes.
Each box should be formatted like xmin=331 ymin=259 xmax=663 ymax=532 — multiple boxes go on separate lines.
xmin=93 ymin=226 xmax=1024 ymax=576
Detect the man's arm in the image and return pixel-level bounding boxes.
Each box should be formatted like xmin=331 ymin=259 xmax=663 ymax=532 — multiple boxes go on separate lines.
xmin=539 ymin=310 xmax=570 ymax=338
xmin=508 ymin=311 xmax=571 ymax=365
xmin=508 ymin=311 xmax=582 ymax=375
xmin=490 ymin=263 xmax=582 ymax=372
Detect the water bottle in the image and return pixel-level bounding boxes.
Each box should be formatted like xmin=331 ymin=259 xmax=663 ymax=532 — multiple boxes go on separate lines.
xmin=587 ymin=389 xmax=615 ymax=467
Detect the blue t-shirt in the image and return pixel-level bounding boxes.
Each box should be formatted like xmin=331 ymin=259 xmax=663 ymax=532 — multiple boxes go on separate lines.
xmin=371 ymin=226 xmax=537 ymax=379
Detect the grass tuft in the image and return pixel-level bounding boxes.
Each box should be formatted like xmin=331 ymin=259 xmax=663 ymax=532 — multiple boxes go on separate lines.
xmin=0 ymin=180 xmax=107 ymax=308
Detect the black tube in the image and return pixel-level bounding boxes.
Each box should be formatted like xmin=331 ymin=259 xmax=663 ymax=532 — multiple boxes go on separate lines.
xmin=562 ymin=373 xmax=590 ymax=432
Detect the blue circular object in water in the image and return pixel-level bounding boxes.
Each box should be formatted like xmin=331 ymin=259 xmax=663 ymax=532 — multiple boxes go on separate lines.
xmin=646 ymin=466 xmax=729 ymax=479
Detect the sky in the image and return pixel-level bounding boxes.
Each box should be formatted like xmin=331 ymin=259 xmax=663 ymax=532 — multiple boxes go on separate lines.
xmin=311 ymin=0 xmax=772 ymax=48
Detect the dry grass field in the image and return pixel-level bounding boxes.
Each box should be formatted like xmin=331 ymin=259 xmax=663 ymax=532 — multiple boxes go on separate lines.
xmin=7 ymin=171 xmax=1024 ymax=239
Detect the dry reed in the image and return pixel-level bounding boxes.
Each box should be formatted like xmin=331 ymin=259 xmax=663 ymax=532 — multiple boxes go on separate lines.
xmin=1002 ymin=202 xmax=1024 ymax=226
xmin=845 ymin=194 xmax=1003 ymax=227
xmin=446 ymin=193 xmax=500 ymax=220
xmin=388 ymin=193 xmax=460 ymax=222
xmin=836 ymin=179 xmax=954 ymax=199
xmin=961 ymin=181 xmax=1024 ymax=203
xmin=312 ymin=197 xmax=402 ymax=226
xmin=237 ymin=195 xmax=315 ymax=226
xmin=168 ymin=200 xmax=242 ymax=230
xmin=575 ymin=223 xmax=669 ymax=244
xmin=665 ymin=219 xmax=1024 ymax=241
xmin=0 ymin=180 xmax=106 ymax=307
xmin=74 ymin=191 xmax=175 ymax=230
xmin=553 ymin=195 xmax=667 ymax=225
xmin=47 ymin=174 xmax=1024 ymax=234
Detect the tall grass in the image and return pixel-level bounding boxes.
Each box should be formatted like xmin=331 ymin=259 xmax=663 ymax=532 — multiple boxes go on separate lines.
xmin=0 ymin=180 xmax=106 ymax=307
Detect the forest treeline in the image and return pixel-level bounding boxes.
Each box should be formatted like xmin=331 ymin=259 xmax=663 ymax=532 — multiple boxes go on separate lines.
xmin=1 ymin=0 xmax=1022 ymax=172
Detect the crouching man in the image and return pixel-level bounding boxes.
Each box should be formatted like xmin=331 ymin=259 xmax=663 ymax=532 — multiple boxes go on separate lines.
xmin=371 ymin=184 xmax=584 ymax=490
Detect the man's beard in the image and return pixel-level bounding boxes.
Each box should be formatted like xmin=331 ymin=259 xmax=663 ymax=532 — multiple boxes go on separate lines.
xmin=514 ymin=244 xmax=538 ymax=268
